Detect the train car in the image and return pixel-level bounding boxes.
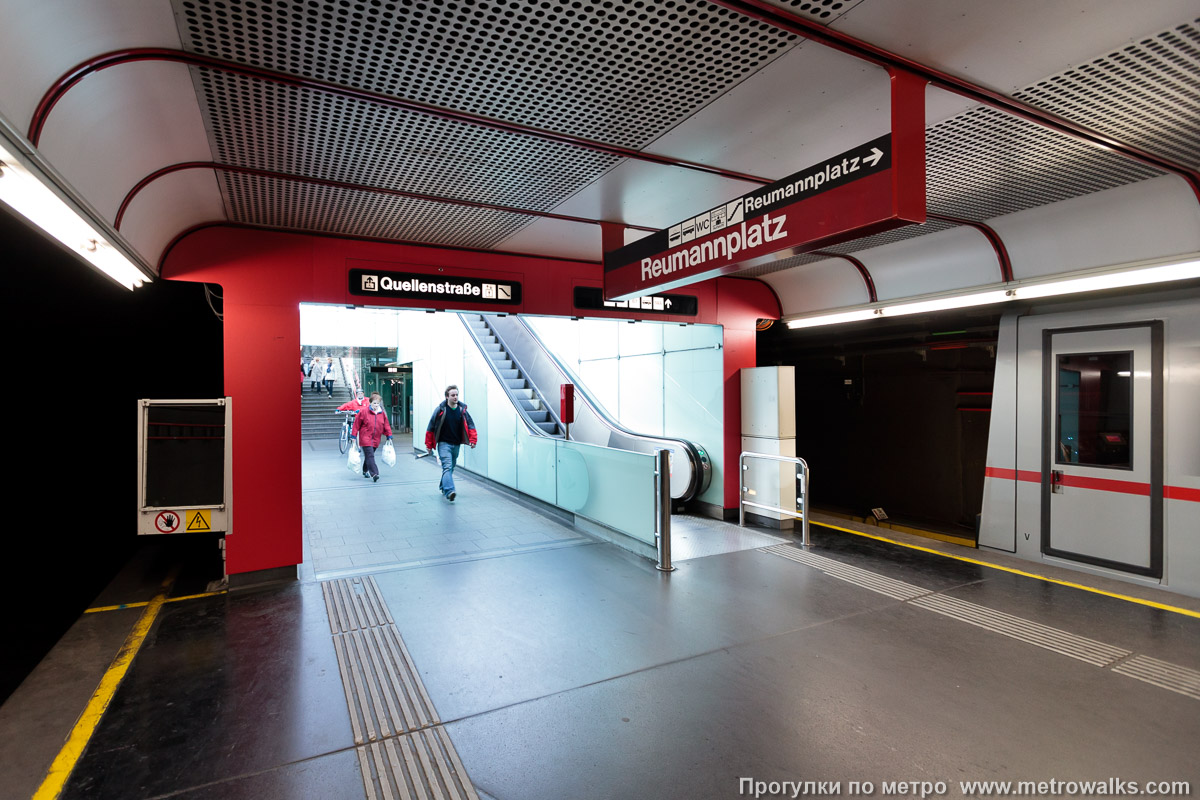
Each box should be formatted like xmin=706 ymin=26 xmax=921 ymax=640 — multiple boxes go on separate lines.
xmin=980 ymin=289 xmax=1200 ymax=596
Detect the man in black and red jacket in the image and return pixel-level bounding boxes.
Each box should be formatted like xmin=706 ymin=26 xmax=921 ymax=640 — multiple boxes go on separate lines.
xmin=424 ymin=385 xmax=478 ymax=502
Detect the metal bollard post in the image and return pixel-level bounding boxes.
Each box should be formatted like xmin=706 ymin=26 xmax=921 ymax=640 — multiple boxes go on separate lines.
xmin=798 ymin=460 xmax=810 ymax=547
xmin=655 ymin=448 xmax=675 ymax=572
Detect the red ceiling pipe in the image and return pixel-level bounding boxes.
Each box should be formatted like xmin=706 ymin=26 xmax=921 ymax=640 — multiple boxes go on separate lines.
xmin=809 ymin=250 xmax=878 ymax=302
xmin=30 ymin=48 xmax=774 ymax=186
xmin=708 ymin=0 xmax=1200 ymax=205
xmin=114 ymin=161 xmax=658 ymax=234
xmin=927 ymin=213 xmax=1014 ymax=283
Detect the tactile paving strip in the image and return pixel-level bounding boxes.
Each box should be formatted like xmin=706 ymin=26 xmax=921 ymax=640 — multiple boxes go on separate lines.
xmin=761 ymin=543 xmax=1197 ymax=698
xmin=763 ymin=543 xmax=928 ymax=600
xmin=1111 ymin=653 xmax=1200 ymax=700
xmin=910 ymin=592 xmax=1130 ymax=667
xmin=323 ymin=576 xmax=482 ymax=799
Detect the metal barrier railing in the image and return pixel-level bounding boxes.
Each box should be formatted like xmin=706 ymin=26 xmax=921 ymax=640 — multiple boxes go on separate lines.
xmin=738 ymin=451 xmax=810 ymax=547
xmin=656 ymin=448 xmax=675 ymax=572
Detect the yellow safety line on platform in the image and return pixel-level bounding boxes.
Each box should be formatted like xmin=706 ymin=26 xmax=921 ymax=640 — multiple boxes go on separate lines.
xmin=84 ymin=589 xmax=226 ymax=614
xmin=811 ymin=521 xmax=1200 ymax=619
xmin=34 ymin=569 xmax=179 ymax=800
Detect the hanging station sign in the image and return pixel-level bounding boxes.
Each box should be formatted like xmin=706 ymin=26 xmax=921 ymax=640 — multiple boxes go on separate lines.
xmin=603 ymin=75 xmax=926 ymax=301
xmin=573 ymin=286 xmax=698 ymax=316
xmin=349 ymin=268 xmax=522 ymax=305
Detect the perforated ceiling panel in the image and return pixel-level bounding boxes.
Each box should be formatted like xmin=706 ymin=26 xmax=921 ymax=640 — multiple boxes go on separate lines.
xmin=924 ymin=107 xmax=1165 ymax=221
xmin=220 ymin=172 xmax=535 ymax=249
xmin=168 ymin=0 xmax=1192 ymax=268
xmin=193 ymin=67 xmax=621 ymax=212
xmin=173 ymin=0 xmax=800 ymax=149
xmin=1013 ymin=19 xmax=1200 ymax=172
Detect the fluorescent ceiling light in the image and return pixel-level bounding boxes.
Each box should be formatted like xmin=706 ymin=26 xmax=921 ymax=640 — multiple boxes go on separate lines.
xmin=783 ymin=255 xmax=1200 ymax=330
xmin=0 ymin=140 xmax=150 ymax=290
xmin=880 ymin=289 xmax=1012 ymax=317
xmin=786 ymin=308 xmax=878 ymax=329
xmin=1013 ymin=259 xmax=1200 ymax=300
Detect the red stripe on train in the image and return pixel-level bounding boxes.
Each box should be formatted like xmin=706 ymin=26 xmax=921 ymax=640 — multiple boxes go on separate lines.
xmin=985 ymin=467 xmax=1199 ymax=501
xmin=1165 ymin=485 xmax=1200 ymax=502
xmin=984 ymin=467 xmax=1040 ymax=483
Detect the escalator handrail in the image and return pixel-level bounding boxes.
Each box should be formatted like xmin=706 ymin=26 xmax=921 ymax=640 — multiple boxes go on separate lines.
xmin=476 ymin=315 xmax=564 ymax=436
xmin=457 ymin=314 xmax=560 ymax=439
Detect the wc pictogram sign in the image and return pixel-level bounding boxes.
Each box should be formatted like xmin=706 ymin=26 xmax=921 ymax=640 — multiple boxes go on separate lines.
xmin=154 ymin=511 xmax=181 ymax=533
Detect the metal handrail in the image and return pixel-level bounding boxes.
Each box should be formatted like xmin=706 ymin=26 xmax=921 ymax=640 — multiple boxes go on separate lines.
xmin=655 ymin=448 xmax=674 ymax=572
xmin=738 ymin=451 xmax=811 ymax=547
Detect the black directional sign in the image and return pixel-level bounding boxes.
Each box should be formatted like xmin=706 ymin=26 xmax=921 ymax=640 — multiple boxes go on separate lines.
xmin=349 ymin=268 xmax=522 ymax=305
xmin=573 ymin=286 xmax=697 ymax=316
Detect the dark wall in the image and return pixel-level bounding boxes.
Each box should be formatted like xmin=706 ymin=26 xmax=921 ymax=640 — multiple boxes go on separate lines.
xmin=2 ymin=210 xmax=223 ymax=702
xmin=757 ymin=313 xmax=999 ymax=535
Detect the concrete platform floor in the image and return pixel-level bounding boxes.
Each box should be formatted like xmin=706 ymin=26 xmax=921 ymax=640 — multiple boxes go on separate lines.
xmin=2 ymin=449 xmax=1197 ymax=799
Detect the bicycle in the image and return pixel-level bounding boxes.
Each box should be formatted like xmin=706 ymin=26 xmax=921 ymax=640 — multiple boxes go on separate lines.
xmin=336 ymin=410 xmax=359 ymax=454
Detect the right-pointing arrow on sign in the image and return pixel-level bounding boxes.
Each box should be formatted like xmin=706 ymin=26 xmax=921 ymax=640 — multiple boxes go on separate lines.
xmin=863 ymin=147 xmax=885 ymax=168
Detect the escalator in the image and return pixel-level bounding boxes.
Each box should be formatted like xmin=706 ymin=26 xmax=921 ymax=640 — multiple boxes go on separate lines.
xmin=461 ymin=314 xmax=712 ymax=504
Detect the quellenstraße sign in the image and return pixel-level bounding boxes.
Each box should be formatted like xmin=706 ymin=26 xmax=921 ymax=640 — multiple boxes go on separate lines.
xmin=349 ymin=268 xmax=522 ymax=305
xmin=604 ymin=129 xmax=925 ymax=300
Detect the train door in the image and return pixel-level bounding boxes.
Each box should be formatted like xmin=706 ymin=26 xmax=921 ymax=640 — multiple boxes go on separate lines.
xmin=1042 ymin=323 xmax=1162 ymax=578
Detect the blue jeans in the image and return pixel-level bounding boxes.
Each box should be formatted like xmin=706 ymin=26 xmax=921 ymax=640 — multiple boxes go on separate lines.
xmin=437 ymin=442 xmax=461 ymax=496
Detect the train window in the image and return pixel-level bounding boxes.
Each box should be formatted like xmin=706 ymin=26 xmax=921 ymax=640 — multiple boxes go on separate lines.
xmin=1055 ymin=352 xmax=1132 ymax=468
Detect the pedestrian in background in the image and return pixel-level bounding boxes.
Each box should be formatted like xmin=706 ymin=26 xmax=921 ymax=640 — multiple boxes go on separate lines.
xmin=307 ymin=357 xmax=320 ymax=392
xmin=323 ymin=357 xmax=335 ymax=398
xmin=424 ymin=385 xmax=477 ymax=501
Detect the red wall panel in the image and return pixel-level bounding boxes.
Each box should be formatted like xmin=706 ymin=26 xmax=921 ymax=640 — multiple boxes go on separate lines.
xmin=163 ymin=227 xmax=779 ymax=574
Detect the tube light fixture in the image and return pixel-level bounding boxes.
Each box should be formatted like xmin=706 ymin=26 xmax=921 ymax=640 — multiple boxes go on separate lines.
xmin=880 ymin=289 xmax=1012 ymax=318
xmin=784 ymin=254 xmax=1200 ymax=330
xmin=786 ymin=308 xmax=879 ymax=329
xmin=1012 ymin=258 xmax=1200 ymax=300
xmin=0 ymin=138 xmax=150 ymax=290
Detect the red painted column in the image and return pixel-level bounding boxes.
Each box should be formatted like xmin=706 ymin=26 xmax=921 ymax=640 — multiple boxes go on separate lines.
xmin=163 ymin=228 xmax=314 ymax=575
xmin=715 ymin=278 xmax=781 ymax=512
xmin=889 ymin=67 xmax=928 ymax=224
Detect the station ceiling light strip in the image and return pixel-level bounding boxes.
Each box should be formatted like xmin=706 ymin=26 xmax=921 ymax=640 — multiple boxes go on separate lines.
xmin=786 ymin=255 xmax=1200 ymax=329
xmin=0 ymin=122 xmax=152 ymax=290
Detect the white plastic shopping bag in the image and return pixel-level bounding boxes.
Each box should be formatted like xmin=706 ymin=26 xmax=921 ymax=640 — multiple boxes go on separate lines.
xmin=380 ymin=439 xmax=397 ymax=467
xmin=347 ymin=444 xmax=363 ymax=473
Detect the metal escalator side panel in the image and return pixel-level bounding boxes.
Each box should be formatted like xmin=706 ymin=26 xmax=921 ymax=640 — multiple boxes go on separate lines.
xmin=505 ymin=315 xmax=711 ymax=503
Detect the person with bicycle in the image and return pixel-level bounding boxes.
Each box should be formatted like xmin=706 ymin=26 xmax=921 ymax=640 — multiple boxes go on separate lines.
xmin=351 ymin=392 xmax=393 ymax=483
xmin=336 ymin=390 xmax=369 ymax=454
xmin=337 ymin=389 xmax=369 ymax=415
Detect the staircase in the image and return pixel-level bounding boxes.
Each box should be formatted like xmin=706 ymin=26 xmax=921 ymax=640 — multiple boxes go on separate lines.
xmin=465 ymin=315 xmax=563 ymax=436
xmin=301 ymin=359 xmax=354 ymax=440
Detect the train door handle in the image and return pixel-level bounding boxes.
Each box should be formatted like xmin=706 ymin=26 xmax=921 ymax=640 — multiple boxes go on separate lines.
xmin=1051 ymin=470 xmax=1064 ymax=494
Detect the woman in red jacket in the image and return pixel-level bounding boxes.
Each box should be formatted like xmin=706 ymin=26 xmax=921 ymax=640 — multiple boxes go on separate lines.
xmin=350 ymin=392 xmax=393 ymax=483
